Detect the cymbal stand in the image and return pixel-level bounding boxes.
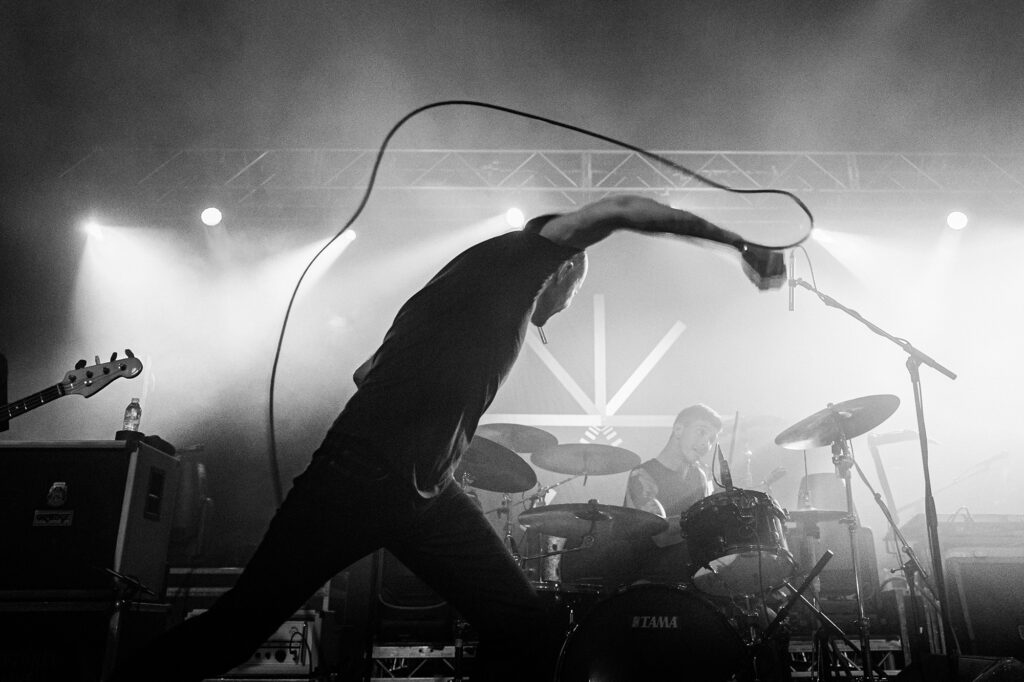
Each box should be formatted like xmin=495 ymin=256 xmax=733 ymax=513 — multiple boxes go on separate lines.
xmin=830 ymin=430 xmax=876 ymax=681
xmin=847 ymin=452 xmax=937 ymax=670
xmin=764 ymin=551 xmax=888 ymax=680
xmin=525 ymin=474 xmax=581 ymax=509
xmin=797 ymin=520 xmax=829 ymax=675
xmin=496 ymin=493 xmax=520 ymax=563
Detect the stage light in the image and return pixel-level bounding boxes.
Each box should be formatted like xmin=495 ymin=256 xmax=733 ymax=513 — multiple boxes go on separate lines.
xmin=82 ymin=219 xmax=105 ymax=240
xmin=946 ymin=211 xmax=968 ymax=230
xmin=505 ymin=208 xmax=525 ymax=229
xmin=201 ymin=207 xmax=223 ymax=227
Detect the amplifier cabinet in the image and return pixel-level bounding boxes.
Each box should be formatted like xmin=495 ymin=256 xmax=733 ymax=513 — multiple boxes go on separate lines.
xmin=0 ymin=440 xmax=180 ymax=599
xmin=946 ymin=555 xmax=1024 ymax=662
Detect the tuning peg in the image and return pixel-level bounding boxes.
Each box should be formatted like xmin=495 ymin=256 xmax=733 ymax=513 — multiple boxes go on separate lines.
xmin=110 ymin=351 xmax=118 ymax=362
xmin=94 ymin=355 xmax=101 ymax=365
xmin=124 ymin=348 xmax=135 ymax=359
xmin=75 ymin=359 xmax=87 ymax=370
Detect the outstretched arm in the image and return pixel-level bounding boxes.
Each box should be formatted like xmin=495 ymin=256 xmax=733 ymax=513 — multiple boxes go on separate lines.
xmin=539 ymin=195 xmax=739 ymax=250
xmin=539 ymin=195 xmax=785 ymax=290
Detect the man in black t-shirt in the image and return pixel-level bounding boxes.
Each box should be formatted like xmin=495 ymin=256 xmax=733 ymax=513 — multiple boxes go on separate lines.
xmin=623 ymin=403 xmax=723 ymax=584
xmin=113 ymin=196 xmax=783 ymax=682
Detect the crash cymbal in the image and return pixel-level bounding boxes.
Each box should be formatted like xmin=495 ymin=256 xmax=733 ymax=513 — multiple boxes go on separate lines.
xmin=518 ymin=501 xmax=668 ymax=539
xmin=774 ymin=395 xmax=900 ymax=450
xmin=455 ymin=436 xmax=537 ymax=493
xmin=787 ymin=507 xmax=848 ymax=524
xmin=531 ymin=444 xmax=640 ymax=476
xmin=475 ymin=423 xmax=557 ymax=453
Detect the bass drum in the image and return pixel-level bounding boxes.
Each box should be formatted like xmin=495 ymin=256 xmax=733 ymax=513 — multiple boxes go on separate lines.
xmin=555 ymin=583 xmax=748 ymax=682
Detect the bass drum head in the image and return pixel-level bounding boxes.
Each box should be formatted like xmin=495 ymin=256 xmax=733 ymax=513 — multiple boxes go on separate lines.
xmin=555 ymin=583 xmax=748 ymax=682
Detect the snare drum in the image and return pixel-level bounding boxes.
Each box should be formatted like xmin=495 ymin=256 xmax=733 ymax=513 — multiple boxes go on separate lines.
xmin=555 ymin=583 xmax=748 ymax=682
xmin=680 ymin=488 xmax=794 ymax=597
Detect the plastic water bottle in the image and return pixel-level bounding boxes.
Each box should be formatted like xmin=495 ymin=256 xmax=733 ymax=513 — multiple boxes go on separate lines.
xmin=122 ymin=398 xmax=142 ymax=432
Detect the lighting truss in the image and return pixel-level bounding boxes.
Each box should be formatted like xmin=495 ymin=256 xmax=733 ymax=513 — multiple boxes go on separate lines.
xmin=56 ymin=148 xmax=1024 ymax=223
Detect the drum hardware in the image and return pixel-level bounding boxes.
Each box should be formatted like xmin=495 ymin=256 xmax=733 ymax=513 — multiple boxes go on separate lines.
xmin=776 ymin=396 xmax=902 ymax=681
xmin=764 ymin=550 xmax=867 ymax=679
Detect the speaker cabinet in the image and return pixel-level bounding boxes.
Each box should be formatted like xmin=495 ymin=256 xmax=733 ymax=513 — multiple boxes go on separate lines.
xmin=946 ymin=556 xmax=1024 ymax=662
xmin=0 ymin=440 xmax=180 ymax=599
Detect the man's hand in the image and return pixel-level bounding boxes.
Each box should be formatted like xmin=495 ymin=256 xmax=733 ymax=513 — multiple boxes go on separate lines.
xmin=740 ymin=244 xmax=787 ymax=291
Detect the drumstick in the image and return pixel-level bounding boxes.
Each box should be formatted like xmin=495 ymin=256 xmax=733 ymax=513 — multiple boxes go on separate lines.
xmin=727 ymin=410 xmax=740 ymax=465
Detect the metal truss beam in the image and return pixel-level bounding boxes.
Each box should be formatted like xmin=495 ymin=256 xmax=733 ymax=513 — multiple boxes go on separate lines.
xmin=55 ymin=148 xmax=1024 ymax=223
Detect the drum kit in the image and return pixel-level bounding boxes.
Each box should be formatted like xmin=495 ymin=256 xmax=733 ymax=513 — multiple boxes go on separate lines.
xmin=458 ymin=395 xmax=901 ymax=681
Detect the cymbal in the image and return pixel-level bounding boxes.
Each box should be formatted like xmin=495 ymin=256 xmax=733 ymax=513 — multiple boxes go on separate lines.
xmin=787 ymin=507 xmax=848 ymax=524
xmin=774 ymin=395 xmax=900 ymax=450
xmin=455 ymin=436 xmax=537 ymax=493
xmin=531 ymin=444 xmax=640 ymax=476
xmin=475 ymin=423 xmax=557 ymax=453
xmin=518 ymin=501 xmax=668 ymax=539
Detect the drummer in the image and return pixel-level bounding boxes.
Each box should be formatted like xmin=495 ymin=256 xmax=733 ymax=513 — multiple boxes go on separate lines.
xmin=623 ymin=403 xmax=723 ymax=583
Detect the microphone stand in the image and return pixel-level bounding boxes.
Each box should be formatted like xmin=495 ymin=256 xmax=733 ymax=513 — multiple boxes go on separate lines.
xmin=793 ymin=279 xmax=958 ymax=671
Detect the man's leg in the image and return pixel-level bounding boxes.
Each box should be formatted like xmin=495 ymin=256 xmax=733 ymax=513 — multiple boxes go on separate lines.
xmin=388 ymin=484 xmax=561 ymax=682
xmin=113 ymin=453 xmax=388 ymax=682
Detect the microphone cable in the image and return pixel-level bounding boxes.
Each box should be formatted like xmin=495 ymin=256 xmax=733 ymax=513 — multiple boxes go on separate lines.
xmin=266 ymin=99 xmax=817 ymax=506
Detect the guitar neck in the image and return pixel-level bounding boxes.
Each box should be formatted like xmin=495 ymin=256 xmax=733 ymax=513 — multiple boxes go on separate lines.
xmin=1 ymin=383 xmax=65 ymax=421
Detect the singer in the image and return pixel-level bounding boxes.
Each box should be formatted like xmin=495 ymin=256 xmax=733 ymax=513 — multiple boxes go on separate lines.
xmin=112 ymin=197 xmax=778 ymax=682
xmin=622 ymin=404 xmax=724 ymax=583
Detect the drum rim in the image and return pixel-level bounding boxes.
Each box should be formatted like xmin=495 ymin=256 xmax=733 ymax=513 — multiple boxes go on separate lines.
xmin=530 ymin=579 xmax=606 ymax=594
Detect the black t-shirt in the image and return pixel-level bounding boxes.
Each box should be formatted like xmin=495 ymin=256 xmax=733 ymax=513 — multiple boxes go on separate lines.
xmin=330 ymin=226 xmax=579 ymax=494
xmin=626 ymin=458 xmax=709 ymax=520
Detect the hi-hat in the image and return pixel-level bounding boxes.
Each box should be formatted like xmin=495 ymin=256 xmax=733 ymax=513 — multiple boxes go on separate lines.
xmin=531 ymin=443 xmax=640 ymax=476
xmin=455 ymin=436 xmax=537 ymax=493
xmin=774 ymin=395 xmax=900 ymax=450
xmin=475 ymin=423 xmax=557 ymax=453
xmin=518 ymin=501 xmax=668 ymax=539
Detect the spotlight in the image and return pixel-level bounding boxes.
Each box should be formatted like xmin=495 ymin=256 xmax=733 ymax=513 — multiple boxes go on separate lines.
xmin=505 ymin=208 xmax=525 ymax=229
xmin=201 ymin=207 xmax=223 ymax=227
xmin=82 ymin=220 xmax=105 ymax=240
xmin=946 ymin=211 xmax=968 ymax=230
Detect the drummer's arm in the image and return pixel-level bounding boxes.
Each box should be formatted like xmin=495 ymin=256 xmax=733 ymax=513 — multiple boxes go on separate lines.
xmin=623 ymin=468 xmax=665 ymax=518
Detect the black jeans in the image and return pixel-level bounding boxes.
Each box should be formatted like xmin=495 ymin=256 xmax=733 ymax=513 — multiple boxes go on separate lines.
xmin=112 ymin=441 xmax=553 ymax=681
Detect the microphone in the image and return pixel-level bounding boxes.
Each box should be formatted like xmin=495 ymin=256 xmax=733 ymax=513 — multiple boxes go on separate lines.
xmin=717 ymin=444 xmax=734 ymax=490
xmin=788 ymin=250 xmax=796 ymax=311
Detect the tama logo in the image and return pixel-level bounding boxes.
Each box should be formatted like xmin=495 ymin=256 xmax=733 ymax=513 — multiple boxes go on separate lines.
xmin=631 ymin=615 xmax=679 ymax=629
